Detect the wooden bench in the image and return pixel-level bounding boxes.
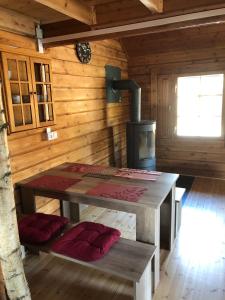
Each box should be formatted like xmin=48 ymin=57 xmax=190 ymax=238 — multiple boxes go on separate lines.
xmin=175 ymin=187 xmax=186 ymax=236
xmin=23 ymin=224 xmax=156 ymax=300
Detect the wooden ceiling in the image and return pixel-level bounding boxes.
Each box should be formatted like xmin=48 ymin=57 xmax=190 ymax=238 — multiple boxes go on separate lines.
xmin=0 ymin=0 xmax=70 ymax=23
xmin=123 ymin=21 xmax=225 ymax=57
xmin=91 ymin=0 xmax=225 ymax=28
xmin=3 ymin=0 xmax=225 ymax=27
xmin=1 ymin=0 xmax=225 ymax=51
xmin=0 ymin=0 xmax=157 ymax=25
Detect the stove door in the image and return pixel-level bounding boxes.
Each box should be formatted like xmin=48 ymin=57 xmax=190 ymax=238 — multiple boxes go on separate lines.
xmin=138 ymin=130 xmax=155 ymax=160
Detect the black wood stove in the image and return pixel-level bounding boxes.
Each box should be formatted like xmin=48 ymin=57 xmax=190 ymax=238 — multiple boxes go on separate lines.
xmin=106 ymin=65 xmax=156 ymax=170
xmin=126 ymin=120 xmax=156 ymax=170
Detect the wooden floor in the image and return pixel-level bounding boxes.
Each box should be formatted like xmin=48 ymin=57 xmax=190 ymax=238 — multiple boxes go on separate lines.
xmin=24 ymin=177 xmax=225 ymax=300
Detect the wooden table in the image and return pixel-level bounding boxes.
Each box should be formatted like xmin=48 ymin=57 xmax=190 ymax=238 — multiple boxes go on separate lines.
xmin=17 ymin=162 xmax=179 ymax=290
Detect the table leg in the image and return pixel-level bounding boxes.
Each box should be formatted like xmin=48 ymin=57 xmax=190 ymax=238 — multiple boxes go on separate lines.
xmin=61 ymin=201 xmax=80 ymax=223
xmin=169 ymin=184 xmax=176 ymax=249
xmin=20 ymin=187 xmax=36 ymax=214
xmin=136 ymin=206 xmax=160 ymax=291
xmin=136 ymin=184 xmax=176 ymax=291
xmin=160 ymin=184 xmax=176 ymax=250
xmin=20 ymin=187 xmax=40 ymax=255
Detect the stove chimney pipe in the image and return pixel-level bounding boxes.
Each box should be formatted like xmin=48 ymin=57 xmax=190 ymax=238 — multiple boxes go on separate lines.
xmin=112 ymin=80 xmax=141 ymax=123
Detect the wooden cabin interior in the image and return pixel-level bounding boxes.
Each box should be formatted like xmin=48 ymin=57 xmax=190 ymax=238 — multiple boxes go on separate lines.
xmin=0 ymin=1 xmax=225 ymax=299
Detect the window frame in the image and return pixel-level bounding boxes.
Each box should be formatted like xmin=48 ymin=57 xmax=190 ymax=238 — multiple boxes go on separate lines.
xmin=174 ymin=71 xmax=225 ymax=142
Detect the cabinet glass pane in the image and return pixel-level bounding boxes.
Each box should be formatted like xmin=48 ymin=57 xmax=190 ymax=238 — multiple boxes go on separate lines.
xmin=34 ymin=63 xmax=50 ymax=82
xmin=11 ymin=83 xmax=21 ymax=104
xmin=37 ymin=84 xmax=49 ymax=102
xmin=36 ymin=84 xmax=44 ymax=102
xmin=24 ymin=105 xmax=33 ymax=124
xmin=13 ymin=106 xmax=23 ymax=126
xmin=18 ymin=60 xmax=28 ymax=81
xmin=7 ymin=59 xmax=18 ymax=81
xmin=46 ymin=85 xmax=52 ymax=102
xmin=38 ymin=103 xmax=53 ymax=122
xmin=38 ymin=104 xmax=47 ymax=122
xmin=48 ymin=104 xmax=53 ymax=121
xmin=43 ymin=85 xmax=48 ymax=102
xmin=34 ymin=63 xmax=42 ymax=82
xmin=21 ymin=83 xmax=30 ymax=103
xmin=44 ymin=64 xmax=50 ymax=82
xmin=38 ymin=104 xmax=44 ymax=122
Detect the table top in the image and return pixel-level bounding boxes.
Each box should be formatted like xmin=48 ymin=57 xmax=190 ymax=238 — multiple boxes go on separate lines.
xmin=17 ymin=162 xmax=179 ymax=209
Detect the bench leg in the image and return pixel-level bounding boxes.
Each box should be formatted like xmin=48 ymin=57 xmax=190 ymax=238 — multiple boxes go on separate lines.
xmin=133 ymin=262 xmax=152 ymax=300
xmin=61 ymin=201 xmax=80 ymax=223
xmin=136 ymin=207 xmax=160 ymax=291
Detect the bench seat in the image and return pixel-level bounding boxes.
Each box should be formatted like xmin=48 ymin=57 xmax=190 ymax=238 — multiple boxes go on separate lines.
xmin=22 ymin=222 xmax=156 ymax=300
xmin=52 ymin=237 xmax=155 ymax=283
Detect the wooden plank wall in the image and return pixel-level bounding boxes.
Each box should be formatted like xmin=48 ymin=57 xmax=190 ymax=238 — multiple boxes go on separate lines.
xmin=126 ymin=23 xmax=225 ymax=178
xmin=0 ymin=13 xmax=129 ymax=216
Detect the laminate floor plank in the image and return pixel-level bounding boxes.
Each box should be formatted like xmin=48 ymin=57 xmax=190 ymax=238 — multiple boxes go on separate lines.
xmin=154 ymin=177 xmax=225 ymax=300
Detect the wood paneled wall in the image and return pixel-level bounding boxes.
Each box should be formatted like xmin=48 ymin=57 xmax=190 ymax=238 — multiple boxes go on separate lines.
xmin=0 ymin=31 xmax=129 ymax=215
xmin=126 ymin=23 xmax=225 ymax=178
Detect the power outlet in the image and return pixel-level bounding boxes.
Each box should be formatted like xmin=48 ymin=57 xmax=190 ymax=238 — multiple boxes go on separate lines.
xmin=46 ymin=127 xmax=58 ymax=141
xmin=47 ymin=131 xmax=58 ymax=140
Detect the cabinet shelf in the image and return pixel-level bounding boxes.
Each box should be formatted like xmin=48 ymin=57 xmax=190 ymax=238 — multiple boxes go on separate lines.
xmin=35 ymin=81 xmax=52 ymax=85
xmin=9 ymin=80 xmax=29 ymax=84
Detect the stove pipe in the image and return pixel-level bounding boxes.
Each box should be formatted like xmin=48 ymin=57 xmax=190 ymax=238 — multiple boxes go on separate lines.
xmin=112 ymin=80 xmax=141 ymax=123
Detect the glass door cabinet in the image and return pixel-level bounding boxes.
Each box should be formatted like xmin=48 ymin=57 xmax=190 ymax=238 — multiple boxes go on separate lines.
xmin=2 ymin=52 xmax=55 ymax=133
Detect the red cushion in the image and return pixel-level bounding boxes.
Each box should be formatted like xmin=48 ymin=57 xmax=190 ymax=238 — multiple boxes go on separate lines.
xmin=19 ymin=213 xmax=69 ymax=245
xmin=51 ymin=222 xmax=121 ymax=262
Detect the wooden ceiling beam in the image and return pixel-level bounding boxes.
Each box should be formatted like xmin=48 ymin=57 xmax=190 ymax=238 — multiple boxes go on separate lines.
xmin=41 ymin=19 xmax=90 ymax=38
xmin=33 ymin=0 xmax=96 ymax=25
xmin=43 ymin=8 xmax=225 ymax=47
xmin=139 ymin=0 xmax=163 ymax=13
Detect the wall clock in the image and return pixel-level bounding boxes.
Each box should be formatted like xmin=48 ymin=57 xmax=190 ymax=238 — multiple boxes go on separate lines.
xmin=75 ymin=42 xmax=92 ymax=64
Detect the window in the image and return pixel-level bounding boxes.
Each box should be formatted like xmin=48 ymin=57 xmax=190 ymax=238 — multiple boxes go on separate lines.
xmin=177 ymin=74 xmax=224 ymax=137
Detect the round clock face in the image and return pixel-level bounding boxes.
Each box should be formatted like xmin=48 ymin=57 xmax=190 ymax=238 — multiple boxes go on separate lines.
xmin=76 ymin=42 xmax=92 ymax=64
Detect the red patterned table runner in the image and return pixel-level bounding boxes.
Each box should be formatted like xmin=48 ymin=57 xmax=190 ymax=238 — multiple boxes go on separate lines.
xmin=115 ymin=168 xmax=162 ymax=181
xmin=86 ymin=182 xmax=148 ymax=202
xmin=63 ymin=163 xmax=110 ymax=174
xmin=26 ymin=175 xmax=81 ymax=191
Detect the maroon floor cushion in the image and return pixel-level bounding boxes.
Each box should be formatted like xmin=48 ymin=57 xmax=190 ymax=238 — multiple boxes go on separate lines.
xmin=18 ymin=213 xmax=69 ymax=245
xmin=51 ymin=222 xmax=121 ymax=262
